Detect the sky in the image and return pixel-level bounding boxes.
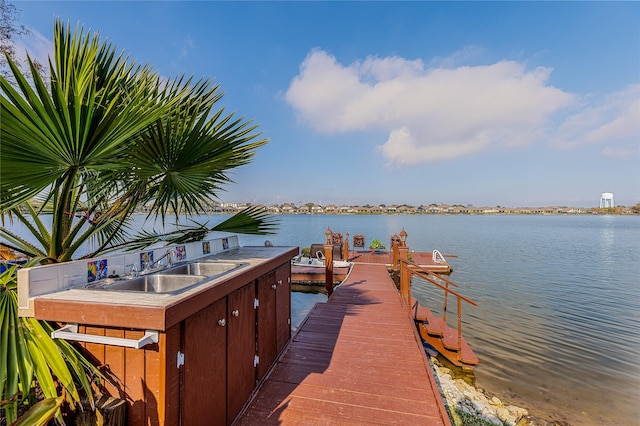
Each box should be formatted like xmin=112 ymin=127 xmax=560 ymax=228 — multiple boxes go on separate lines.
xmin=10 ymin=1 xmax=640 ymax=207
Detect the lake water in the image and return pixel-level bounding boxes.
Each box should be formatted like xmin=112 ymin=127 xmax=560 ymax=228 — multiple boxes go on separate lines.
xmin=5 ymin=214 xmax=639 ymax=425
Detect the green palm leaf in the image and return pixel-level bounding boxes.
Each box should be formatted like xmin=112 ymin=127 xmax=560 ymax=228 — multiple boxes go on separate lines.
xmin=212 ymin=205 xmax=279 ymax=235
xmin=13 ymin=396 xmax=63 ymax=426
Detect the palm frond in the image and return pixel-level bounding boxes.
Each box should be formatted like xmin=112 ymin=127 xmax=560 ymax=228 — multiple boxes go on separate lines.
xmin=211 ymin=205 xmax=279 ymax=235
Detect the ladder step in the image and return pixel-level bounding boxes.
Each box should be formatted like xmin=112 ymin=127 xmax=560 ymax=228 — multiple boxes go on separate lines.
xmin=459 ymin=338 xmax=479 ymax=365
xmin=412 ymin=299 xmax=446 ymax=337
xmin=442 ymin=327 xmax=460 ymax=351
xmin=412 ymin=298 xmax=431 ymax=322
xmin=418 ymin=323 xmax=479 ymax=367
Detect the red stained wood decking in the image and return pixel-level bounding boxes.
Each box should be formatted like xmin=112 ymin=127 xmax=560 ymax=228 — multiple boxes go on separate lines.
xmin=292 ymin=250 xmax=450 ymax=285
xmin=347 ymin=250 xmax=452 ymax=273
xmin=235 ymin=263 xmax=451 ymax=425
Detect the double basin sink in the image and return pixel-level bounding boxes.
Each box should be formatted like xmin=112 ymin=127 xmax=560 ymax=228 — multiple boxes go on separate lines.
xmin=84 ymin=261 xmax=247 ymax=294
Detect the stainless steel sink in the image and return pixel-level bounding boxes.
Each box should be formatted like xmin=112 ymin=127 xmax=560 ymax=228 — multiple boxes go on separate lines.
xmin=82 ymin=261 xmax=247 ymax=294
xmin=162 ymin=261 xmax=246 ymax=276
xmin=98 ymin=274 xmax=208 ymax=293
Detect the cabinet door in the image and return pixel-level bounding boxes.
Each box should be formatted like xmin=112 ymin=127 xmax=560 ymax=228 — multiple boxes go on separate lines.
xmin=182 ymin=298 xmax=227 ymax=425
xmin=275 ymin=263 xmax=291 ymax=353
xmin=256 ymin=271 xmax=277 ymax=381
xmin=226 ymin=284 xmax=257 ymax=424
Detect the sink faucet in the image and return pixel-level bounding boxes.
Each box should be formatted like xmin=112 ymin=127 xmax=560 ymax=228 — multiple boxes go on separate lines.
xmin=125 ymin=263 xmax=139 ymax=277
xmin=148 ymin=249 xmax=176 ymax=270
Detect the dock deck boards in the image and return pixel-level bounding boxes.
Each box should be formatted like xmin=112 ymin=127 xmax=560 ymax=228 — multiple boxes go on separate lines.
xmin=347 ymin=250 xmax=451 ymax=272
xmin=235 ymin=263 xmax=451 ymax=425
xmin=292 ymin=249 xmax=450 ymax=285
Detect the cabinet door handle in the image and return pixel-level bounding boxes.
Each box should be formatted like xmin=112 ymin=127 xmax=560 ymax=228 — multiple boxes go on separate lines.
xmin=232 ymin=310 xmax=239 ymax=317
xmin=278 ymin=280 xmax=282 ymax=285
xmin=218 ymin=319 xmax=226 ymax=326
xmin=271 ymin=284 xmax=277 ymax=289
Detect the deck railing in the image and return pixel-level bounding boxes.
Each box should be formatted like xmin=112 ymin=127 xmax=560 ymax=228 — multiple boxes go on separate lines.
xmin=399 ymin=259 xmax=477 ymax=358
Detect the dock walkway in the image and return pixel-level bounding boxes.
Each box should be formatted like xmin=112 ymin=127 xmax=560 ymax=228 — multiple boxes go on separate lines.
xmin=236 ymin=263 xmax=451 ymax=425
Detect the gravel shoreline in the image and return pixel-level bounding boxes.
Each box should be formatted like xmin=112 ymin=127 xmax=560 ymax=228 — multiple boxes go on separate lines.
xmin=429 ymin=356 xmax=568 ymax=426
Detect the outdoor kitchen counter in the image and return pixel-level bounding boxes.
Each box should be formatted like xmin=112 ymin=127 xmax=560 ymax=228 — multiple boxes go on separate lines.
xmin=31 ymin=246 xmax=298 ymax=331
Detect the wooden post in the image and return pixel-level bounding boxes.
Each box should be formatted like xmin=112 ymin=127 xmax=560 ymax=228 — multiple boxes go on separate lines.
xmin=324 ymin=227 xmax=334 ymax=296
xmin=399 ymin=245 xmax=408 ymax=264
xmin=392 ymin=240 xmax=399 ymax=271
xmin=399 ymin=261 xmax=408 ymax=304
xmin=343 ymin=232 xmax=349 ymax=260
xmin=324 ymin=243 xmax=334 ymax=296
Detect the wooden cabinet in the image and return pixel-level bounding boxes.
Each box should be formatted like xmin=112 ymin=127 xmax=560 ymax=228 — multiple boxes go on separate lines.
xmin=182 ymin=297 xmax=227 ymax=424
xmin=275 ymin=263 xmax=291 ymax=353
xmin=256 ymin=271 xmax=277 ymax=381
xmin=226 ymin=284 xmax=256 ymax=423
xmin=181 ymin=283 xmax=257 ymax=425
xmin=256 ymin=263 xmax=291 ymax=381
xmin=74 ymin=258 xmax=293 ymax=426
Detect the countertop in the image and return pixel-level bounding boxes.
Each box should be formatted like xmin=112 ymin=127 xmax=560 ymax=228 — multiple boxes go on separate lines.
xmin=33 ymin=246 xmax=298 ymax=331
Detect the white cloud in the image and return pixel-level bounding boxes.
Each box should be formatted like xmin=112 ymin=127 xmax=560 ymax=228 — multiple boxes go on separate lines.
xmin=601 ymin=144 xmax=640 ymax=159
xmin=14 ymin=27 xmax=53 ymax=69
xmin=285 ymin=49 xmax=575 ymax=167
xmin=428 ymin=45 xmax=488 ymax=68
xmin=550 ymin=84 xmax=640 ymax=150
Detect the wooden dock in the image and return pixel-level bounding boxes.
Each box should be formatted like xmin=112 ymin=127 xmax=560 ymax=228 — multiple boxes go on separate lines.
xmin=346 ymin=249 xmax=452 ymax=273
xmin=291 ymin=249 xmax=451 ymax=285
xmin=235 ymin=263 xmax=451 ymax=425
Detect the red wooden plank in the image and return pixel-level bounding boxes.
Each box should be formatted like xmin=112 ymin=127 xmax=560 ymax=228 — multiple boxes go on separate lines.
xmin=123 ymin=329 xmax=145 ymax=425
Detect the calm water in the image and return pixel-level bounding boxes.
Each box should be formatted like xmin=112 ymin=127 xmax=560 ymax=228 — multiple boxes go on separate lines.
xmin=5 ymin=214 xmax=639 ymax=424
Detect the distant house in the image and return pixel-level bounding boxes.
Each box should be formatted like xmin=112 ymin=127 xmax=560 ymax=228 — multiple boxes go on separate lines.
xmin=267 ymin=204 xmax=281 ymax=214
xmin=324 ymin=204 xmax=338 ymax=214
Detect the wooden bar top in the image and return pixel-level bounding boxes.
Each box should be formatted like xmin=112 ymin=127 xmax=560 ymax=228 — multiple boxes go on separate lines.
xmin=32 ymin=246 xmax=298 ymax=331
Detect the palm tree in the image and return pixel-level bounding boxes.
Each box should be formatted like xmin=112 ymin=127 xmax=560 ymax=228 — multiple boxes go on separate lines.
xmin=0 ymin=20 xmax=276 ymax=421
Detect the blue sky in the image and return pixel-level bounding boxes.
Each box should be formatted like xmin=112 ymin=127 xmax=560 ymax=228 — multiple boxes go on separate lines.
xmin=12 ymin=1 xmax=640 ymax=207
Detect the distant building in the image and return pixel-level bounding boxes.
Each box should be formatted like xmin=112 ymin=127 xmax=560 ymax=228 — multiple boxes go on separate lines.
xmin=599 ymin=192 xmax=615 ymax=208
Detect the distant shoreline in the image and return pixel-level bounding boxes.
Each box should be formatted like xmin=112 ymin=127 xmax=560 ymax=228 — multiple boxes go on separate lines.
xmin=134 ymin=205 xmax=638 ymax=216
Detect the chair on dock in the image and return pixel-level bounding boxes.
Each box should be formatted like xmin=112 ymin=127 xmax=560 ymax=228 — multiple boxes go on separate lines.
xmin=309 ymin=243 xmax=342 ymax=260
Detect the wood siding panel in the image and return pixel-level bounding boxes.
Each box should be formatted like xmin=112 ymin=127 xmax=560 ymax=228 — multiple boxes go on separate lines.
xmin=143 ymin=338 xmax=161 ymax=425
xmin=124 ymin=329 xmax=145 ymax=426
xmin=82 ymin=325 xmax=106 ymax=368
xmin=161 ymin=324 xmax=181 ymax=426
xmin=103 ymin=328 xmax=125 ymax=399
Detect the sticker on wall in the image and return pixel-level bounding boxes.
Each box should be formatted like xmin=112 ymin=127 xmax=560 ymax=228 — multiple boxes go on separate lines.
xmin=88 ymin=259 xmax=108 ymax=282
xmin=222 ymin=238 xmax=229 ymax=250
xmin=140 ymin=251 xmax=153 ymax=270
xmin=176 ymin=245 xmax=186 ymax=260
xmin=87 ymin=261 xmax=97 ymax=282
xmin=202 ymin=241 xmax=211 ymax=254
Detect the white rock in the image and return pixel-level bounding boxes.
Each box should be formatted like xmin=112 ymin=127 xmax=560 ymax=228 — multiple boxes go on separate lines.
xmin=459 ymin=405 xmax=472 ymax=415
xmin=463 ymin=390 xmax=477 ymax=401
xmin=491 ymin=396 xmax=503 ymax=406
xmin=485 ymin=414 xmax=503 ymax=425
xmin=480 ymin=405 xmax=495 ymax=418
xmin=507 ymin=405 xmax=528 ymax=419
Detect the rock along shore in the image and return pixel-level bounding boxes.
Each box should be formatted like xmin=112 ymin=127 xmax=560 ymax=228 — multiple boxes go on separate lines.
xmin=430 ymin=356 xmax=564 ymax=426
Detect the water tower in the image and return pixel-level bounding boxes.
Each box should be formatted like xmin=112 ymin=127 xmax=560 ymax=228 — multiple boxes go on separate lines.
xmin=599 ymin=192 xmax=615 ymax=208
